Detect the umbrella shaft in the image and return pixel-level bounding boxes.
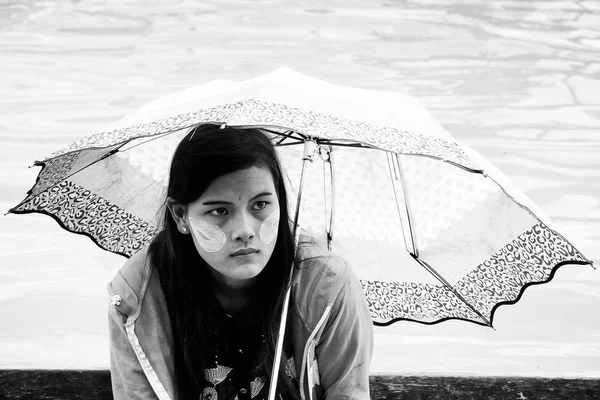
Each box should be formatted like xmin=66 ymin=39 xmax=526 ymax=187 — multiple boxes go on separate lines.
xmin=268 ymin=139 xmax=317 ymax=400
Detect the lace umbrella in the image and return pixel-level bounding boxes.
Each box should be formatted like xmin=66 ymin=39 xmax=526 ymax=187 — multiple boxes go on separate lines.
xmin=8 ymin=68 xmax=593 ymax=397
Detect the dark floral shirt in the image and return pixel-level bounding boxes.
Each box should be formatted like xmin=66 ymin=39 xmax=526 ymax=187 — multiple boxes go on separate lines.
xmin=199 ymin=292 xmax=298 ymax=400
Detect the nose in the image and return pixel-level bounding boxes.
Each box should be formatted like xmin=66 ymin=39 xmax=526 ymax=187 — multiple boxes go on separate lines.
xmin=231 ymin=211 xmax=255 ymax=243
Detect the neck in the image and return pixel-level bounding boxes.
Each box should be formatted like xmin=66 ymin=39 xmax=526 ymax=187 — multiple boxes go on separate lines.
xmin=211 ymin=274 xmax=259 ymax=315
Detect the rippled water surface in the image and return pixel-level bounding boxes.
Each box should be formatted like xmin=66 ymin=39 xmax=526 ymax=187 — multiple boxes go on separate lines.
xmin=1 ymin=0 xmax=599 ymax=376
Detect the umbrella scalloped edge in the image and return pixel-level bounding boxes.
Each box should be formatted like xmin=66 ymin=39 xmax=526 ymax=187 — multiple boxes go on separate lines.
xmin=363 ymin=222 xmax=592 ymax=327
xmin=10 ymin=180 xmax=158 ymax=258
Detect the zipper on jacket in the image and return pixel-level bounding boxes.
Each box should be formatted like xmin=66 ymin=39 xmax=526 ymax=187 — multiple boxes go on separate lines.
xmin=299 ymin=305 xmax=332 ymax=400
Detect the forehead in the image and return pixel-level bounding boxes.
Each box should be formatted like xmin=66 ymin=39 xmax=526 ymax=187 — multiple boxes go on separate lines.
xmin=201 ymin=165 xmax=276 ymax=198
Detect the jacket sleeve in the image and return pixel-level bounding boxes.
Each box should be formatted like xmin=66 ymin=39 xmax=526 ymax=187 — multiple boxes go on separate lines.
xmin=108 ymin=300 xmax=159 ymax=400
xmin=315 ymin=262 xmax=374 ymax=400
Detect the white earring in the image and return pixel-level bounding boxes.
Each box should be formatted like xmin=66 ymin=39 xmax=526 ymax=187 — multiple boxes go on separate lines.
xmin=181 ymin=226 xmax=187 ymax=233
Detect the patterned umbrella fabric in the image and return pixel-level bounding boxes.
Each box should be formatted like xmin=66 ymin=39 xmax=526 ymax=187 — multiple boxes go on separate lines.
xmin=9 ymin=68 xmax=592 ymax=327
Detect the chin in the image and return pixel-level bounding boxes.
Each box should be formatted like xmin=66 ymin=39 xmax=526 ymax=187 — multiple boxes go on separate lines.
xmin=230 ymin=264 xmax=266 ymax=281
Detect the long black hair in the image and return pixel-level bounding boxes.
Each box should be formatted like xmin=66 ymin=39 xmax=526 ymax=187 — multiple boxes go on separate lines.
xmin=148 ymin=124 xmax=298 ymax=398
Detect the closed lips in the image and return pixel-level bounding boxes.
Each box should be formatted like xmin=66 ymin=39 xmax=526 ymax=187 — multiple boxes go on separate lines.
xmin=231 ymin=248 xmax=258 ymax=256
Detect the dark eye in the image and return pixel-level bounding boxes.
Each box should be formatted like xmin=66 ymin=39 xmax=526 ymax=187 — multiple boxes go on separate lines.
xmin=253 ymin=201 xmax=268 ymax=210
xmin=209 ymin=207 xmax=228 ymax=216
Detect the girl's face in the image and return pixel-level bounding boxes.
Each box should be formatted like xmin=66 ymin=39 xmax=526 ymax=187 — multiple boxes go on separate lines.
xmin=184 ymin=165 xmax=280 ymax=285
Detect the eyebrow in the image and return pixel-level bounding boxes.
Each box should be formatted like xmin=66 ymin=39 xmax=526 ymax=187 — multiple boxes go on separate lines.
xmin=201 ymin=192 xmax=274 ymax=206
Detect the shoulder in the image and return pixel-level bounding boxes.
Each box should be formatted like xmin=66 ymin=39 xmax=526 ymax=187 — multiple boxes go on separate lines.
xmin=107 ymin=246 xmax=154 ymax=317
xmin=292 ymin=243 xmax=356 ymax=326
xmin=294 ymin=246 xmax=353 ymax=297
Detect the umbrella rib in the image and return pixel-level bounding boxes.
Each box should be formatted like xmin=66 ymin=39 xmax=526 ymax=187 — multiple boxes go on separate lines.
xmin=317 ymin=141 xmax=373 ymax=149
xmin=17 ymin=130 xmax=178 ymax=207
xmin=277 ymin=130 xmax=304 ymax=145
xmin=261 ymin=128 xmax=307 ymax=143
xmin=10 ymin=148 xmax=121 ymax=210
xmin=328 ymin=148 xmax=335 ymax=249
xmin=387 ymin=152 xmax=419 ymax=257
xmin=389 ymin=151 xmax=492 ymax=327
xmin=413 ymin=255 xmax=493 ymax=327
xmin=275 ymin=142 xmax=305 ymax=147
xmin=394 ymin=153 xmax=420 ymax=257
xmin=320 ymin=146 xmax=335 ymax=250
xmin=273 ymin=130 xmax=304 ymax=146
xmin=118 ymin=131 xmax=177 ymax=153
xmin=481 ymin=173 xmax=595 ymax=268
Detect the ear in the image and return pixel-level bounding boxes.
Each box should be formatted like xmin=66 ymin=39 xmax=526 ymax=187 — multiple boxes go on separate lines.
xmin=166 ymin=197 xmax=190 ymax=234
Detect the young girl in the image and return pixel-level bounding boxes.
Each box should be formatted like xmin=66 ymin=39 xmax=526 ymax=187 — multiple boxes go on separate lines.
xmin=108 ymin=125 xmax=373 ymax=400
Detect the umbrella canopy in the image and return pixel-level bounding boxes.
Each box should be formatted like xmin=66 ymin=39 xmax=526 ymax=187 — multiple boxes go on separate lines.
xmin=9 ymin=67 xmax=592 ymax=327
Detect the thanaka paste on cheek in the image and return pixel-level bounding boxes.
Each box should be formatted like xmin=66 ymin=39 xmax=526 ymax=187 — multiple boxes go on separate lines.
xmin=188 ymin=215 xmax=226 ymax=253
xmin=259 ymin=209 xmax=279 ymax=244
